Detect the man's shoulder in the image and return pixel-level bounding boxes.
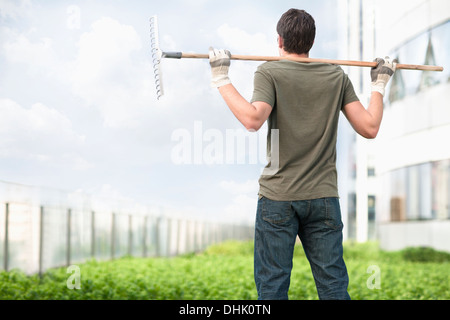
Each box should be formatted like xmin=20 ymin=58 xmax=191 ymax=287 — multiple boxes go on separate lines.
xmin=257 ymin=60 xmax=345 ymax=74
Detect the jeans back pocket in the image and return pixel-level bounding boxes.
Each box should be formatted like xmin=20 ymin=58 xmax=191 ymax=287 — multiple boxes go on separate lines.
xmin=260 ymin=197 xmax=294 ymax=225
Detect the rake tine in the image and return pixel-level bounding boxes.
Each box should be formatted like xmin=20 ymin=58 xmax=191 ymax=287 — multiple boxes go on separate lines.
xmin=150 ymin=16 xmax=164 ymax=100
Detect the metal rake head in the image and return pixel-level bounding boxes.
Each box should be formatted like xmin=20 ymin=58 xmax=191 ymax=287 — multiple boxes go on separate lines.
xmin=150 ymin=15 xmax=164 ymax=100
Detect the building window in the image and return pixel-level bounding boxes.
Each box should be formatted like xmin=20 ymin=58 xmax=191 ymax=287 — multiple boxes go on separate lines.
xmin=388 ymin=57 xmax=406 ymax=104
xmin=382 ymin=159 xmax=450 ymax=222
xmin=417 ymin=35 xmax=440 ymax=92
xmin=432 ymin=159 xmax=450 ymax=220
xmin=387 ymin=19 xmax=450 ymax=104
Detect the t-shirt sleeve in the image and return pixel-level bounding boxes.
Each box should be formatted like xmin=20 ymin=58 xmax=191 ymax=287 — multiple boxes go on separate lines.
xmin=341 ymin=74 xmax=360 ymax=108
xmin=250 ymin=66 xmax=276 ymax=107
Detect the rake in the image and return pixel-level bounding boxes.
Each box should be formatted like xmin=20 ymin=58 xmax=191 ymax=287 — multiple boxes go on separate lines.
xmin=150 ymin=15 xmax=444 ymax=100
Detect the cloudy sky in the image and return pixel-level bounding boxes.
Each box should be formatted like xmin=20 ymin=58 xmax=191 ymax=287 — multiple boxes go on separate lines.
xmin=0 ymin=0 xmax=341 ymax=223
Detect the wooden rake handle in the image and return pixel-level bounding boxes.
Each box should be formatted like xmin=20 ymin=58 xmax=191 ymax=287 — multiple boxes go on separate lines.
xmin=164 ymin=52 xmax=444 ymax=72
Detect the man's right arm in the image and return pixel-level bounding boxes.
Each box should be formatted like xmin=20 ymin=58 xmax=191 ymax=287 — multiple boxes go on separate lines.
xmin=342 ymin=57 xmax=397 ymax=139
xmin=342 ymin=92 xmax=384 ymax=139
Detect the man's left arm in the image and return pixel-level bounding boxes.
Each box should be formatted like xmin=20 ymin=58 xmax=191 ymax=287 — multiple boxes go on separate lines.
xmin=209 ymin=48 xmax=272 ymax=132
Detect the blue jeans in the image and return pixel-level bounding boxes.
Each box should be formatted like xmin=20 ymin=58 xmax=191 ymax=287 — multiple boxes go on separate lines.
xmin=254 ymin=196 xmax=350 ymax=300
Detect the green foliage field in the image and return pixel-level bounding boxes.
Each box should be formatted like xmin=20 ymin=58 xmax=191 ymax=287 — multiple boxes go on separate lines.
xmin=0 ymin=241 xmax=449 ymax=300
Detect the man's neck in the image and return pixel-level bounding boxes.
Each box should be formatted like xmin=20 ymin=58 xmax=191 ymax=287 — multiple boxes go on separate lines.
xmin=282 ymin=52 xmax=309 ymax=59
xmin=279 ymin=46 xmax=309 ymax=59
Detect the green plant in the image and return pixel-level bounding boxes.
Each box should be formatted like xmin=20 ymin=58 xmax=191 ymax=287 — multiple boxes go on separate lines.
xmin=401 ymin=247 xmax=450 ymax=263
xmin=0 ymin=241 xmax=448 ymax=300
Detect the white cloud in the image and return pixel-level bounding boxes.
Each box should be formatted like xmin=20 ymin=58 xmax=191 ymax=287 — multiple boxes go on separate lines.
xmin=217 ymin=23 xmax=278 ymax=56
xmin=79 ymin=183 xmax=150 ymax=214
xmin=219 ymin=179 xmax=259 ymax=223
xmin=223 ymin=193 xmax=257 ymax=223
xmin=0 ymin=99 xmax=83 ymax=143
xmin=220 ymin=179 xmax=259 ymax=195
xmin=0 ymin=98 xmax=89 ymax=170
xmin=180 ymin=0 xmax=210 ymax=6
xmin=3 ymin=33 xmax=54 ymax=66
xmin=0 ymin=0 xmax=31 ymax=19
xmin=73 ymin=17 xmax=142 ymax=85
xmin=1 ymin=27 xmax=62 ymax=78
xmin=1 ymin=26 xmax=74 ymax=85
xmin=70 ymin=17 xmax=150 ymax=128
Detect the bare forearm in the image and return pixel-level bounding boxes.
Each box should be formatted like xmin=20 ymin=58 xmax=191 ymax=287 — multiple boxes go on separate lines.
xmin=366 ymin=91 xmax=384 ymax=134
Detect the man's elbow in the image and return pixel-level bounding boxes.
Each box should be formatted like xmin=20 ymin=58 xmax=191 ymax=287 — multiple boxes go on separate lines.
xmin=244 ymin=119 xmax=264 ymax=132
xmin=361 ymin=126 xmax=379 ymax=139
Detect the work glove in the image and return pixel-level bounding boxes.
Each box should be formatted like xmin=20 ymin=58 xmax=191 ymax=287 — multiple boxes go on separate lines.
xmin=209 ymin=47 xmax=231 ymax=88
xmin=371 ymin=56 xmax=398 ymax=96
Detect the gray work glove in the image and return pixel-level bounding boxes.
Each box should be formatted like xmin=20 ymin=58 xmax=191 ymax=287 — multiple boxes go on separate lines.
xmin=209 ymin=47 xmax=232 ymax=88
xmin=371 ymin=56 xmax=398 ymax=96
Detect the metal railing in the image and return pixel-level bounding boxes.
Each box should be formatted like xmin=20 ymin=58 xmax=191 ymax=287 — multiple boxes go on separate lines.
xmin=0 ymin=191 xmax=254 ymax=275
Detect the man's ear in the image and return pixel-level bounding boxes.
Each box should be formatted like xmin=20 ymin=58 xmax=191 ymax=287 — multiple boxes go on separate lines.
xmin=277 ymin=35 xmax=283 ymax=49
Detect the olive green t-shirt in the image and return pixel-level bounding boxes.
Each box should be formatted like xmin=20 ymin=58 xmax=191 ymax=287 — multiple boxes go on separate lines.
xmin=251 ymin=60 xmax=359 ymax=201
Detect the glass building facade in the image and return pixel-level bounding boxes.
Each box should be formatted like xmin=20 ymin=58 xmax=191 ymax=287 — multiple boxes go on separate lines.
xmin=338 ymin=0 xmax=449 ymax=250
xmin=379 ymin=20 xmax=450 ymax=224
xmin=388 ymin=20 xmax=450 ymax=104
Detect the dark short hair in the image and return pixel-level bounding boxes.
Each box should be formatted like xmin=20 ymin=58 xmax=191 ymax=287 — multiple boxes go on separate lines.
xmin=276 ymin=9 xmax=316 ymax=54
